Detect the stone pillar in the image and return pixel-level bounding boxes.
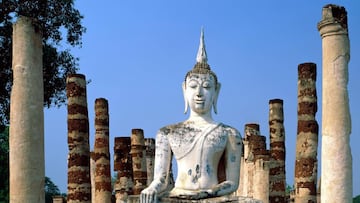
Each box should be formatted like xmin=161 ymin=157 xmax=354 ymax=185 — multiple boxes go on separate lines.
xmin=66 ymin=74 xmax=91 ymax=203
xmin=244 ymin=123 xmax=261 ymax=139
xmin=253 ymin=157 xmax=270 ymax=203
xmin=130 ymin=129 xmax=148 ymax=195
xmin=90 ymin=152 xmax=96 ymax=202
xmin=252 ymin=136 xmax=270 ymax=203
xmin=237 ymin=124 xmax=260 ymax=197
xmin=145 ymin=138 xmax=156 ymax=185
xmin=114 ymin=137 xmax=133 ymax=202
xmin=317 ymin=4 xmax=352 ymax=203
xmin=244 ymin=123 xmax=270 ymax=203
xmin=237 ymin=152 xmax=245 ymax=196
xmin=93 ymin=98 xmax=111 ymax=203
xmin=294 ymin=63 xmax=318 ymax=203
xmin=269 ymin=99 xmax=286 ymax=203
xmin=9 ymin=16 xmax=45 ymax=203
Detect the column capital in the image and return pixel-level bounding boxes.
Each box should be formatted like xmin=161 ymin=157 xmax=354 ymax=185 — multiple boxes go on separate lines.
xmin=318 ymin=4 xmax=348 ymax=38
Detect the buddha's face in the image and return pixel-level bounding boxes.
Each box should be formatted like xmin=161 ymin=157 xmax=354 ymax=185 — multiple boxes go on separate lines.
xmin=184 ymin=73 xmax=217 ymax=114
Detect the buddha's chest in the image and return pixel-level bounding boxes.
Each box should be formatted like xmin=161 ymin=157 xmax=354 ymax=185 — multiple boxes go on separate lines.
xmin=166 ymin=124 xmax=228 ymax=159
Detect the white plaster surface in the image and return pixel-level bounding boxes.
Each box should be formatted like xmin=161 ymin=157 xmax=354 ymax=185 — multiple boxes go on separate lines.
xmin=140 ymin=30 xmax=246 ymax=203
xmin=253 ymin=159 xmax=269 ymax=203
xmin=90 ymin=155 xmax=96 ymax=203
xmin=318 ymin=6 xmax=352 ymax=203
xmin=9 ymin=17 xmax=44 ymax=203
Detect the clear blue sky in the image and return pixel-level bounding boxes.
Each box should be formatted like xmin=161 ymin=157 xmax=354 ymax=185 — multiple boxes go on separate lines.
xmin=44 ymin=0 xmax=360 ymax=196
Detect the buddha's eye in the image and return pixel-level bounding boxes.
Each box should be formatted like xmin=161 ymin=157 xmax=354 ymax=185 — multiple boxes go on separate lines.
xmin=203 ymin=81 xmax=212 ymax=89
xmin=188 ymin=81 xmax=198 ymax=88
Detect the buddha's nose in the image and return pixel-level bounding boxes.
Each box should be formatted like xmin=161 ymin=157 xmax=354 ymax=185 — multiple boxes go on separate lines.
xmin=196 ymin=87 xmax=203 ymax=96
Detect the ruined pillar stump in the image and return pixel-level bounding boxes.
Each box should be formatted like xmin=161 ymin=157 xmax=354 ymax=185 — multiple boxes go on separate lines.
xmin=294 ymin=63 xmax=318 ymax=203
xmin=67 ymin=74 xmax=91 ymax=203
xmin=242 ymin=124 xmax=261 ymax=198
xmin=252 ymin=136 xmax=270 ymax=203
xmin=114 ymin=137 xmax=134 ymax=202
xmin=10 ymin=16 xmax=45 ymax=203
xmin=268 ymin=99 xmax=286 ymax=203
xmin=145 ymin=138 xmax=156 ymax=185
xmin=318 ymin=4 xmax=352 ymax=203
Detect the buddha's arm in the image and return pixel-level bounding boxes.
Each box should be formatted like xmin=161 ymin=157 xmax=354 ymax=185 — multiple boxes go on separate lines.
xmin=141 ymin=130 xmax=172 ymax=195
xmin=210 ymin=129 xmax=242 ymax=196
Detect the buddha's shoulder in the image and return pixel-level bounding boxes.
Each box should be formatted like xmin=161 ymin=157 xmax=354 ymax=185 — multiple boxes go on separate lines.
xmin=157 ymin=122 xmax=241 ymax=137
xmin=158 ymin=121 xmax=193 ymax=135
xmin=218 ymin=123 xmax=241 ymax=137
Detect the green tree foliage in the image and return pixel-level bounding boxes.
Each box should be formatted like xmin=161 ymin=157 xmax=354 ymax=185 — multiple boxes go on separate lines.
xmin=0 ymin=0 xmax=86 ymax=130
xmin=0 ymin=1 xmax=85 ymax=201
xmin=0 ymin=127 xmax=9 ymax=203
xmin=354 ymin=194 xmax=360 ymax=203
xmin=285 ymin=184 xmax=294 ymax=195
xmin=45 ymin=177 xmax=61 ymax=203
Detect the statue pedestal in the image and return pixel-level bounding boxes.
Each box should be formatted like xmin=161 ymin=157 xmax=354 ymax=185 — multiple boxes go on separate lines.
xmin=127 ymin=195 xmax=262 ymax=203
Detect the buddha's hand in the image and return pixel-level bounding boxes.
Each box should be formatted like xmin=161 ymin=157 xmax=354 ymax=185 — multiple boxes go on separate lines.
xmin=140 ymin=187 xmax=158 ymax=203
xmin=206 ymin=181 xmax=234 ymax=196
xmin=168 ymin=188 xmax=210 ymax=200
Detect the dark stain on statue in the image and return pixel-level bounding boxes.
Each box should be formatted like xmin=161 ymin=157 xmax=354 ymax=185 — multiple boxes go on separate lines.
xmin=192 ymin=175 xmax=199 ymax=183
xmin=230 ymin=154 xmax=236 ymax=162
xmin=206 ymin=164 xmax=211 ymax=175
xmin=188 ymin=169 xmax=192 ymax=176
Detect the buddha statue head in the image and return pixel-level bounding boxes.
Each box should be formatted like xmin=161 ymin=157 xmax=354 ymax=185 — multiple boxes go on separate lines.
xmin=183 ymin=29 xmax=221 ymax=115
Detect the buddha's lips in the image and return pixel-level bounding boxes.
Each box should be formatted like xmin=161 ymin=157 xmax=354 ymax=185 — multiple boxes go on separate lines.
xmin=195 ymin=100 xmax=205 ymax=104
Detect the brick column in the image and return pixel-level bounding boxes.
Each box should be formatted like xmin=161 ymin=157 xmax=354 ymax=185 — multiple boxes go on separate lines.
xmin=66 ymin=74 xmax=91 ymax=203
xmin=295 ymin=63 xmax=318 ymax=203
xmin=93 ymin=98 xmax=111 ymax=202
xmin=318 ymin=4 xmax=352 ymax=202
xmin=145 ymin=138 xmax=156 ymax=185
xmin=130 ymin=129 xmax=148 ymax=195
xmin=269 ymin=99 xmax=286 ymax=203
xmin=114 ymin=137 xmax=133 ymax=202
xmin=10 ymin=16 xmax=44 ymax=203
xmin=252 ymin=135 xmax=270 ymax=203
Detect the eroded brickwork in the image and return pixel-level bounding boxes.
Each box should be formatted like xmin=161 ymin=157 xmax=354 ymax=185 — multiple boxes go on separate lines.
xmin=67 ymin=74 xmax=91 ymax=203
xmin=94 ymin=98 xmax=112 ymax=202
xmin=130 ymin=129 xmax=148 ymax=195
xmin=294 ymin=63 xmax=318 ymax=203
xmin=269 ymin=99 xmax=286 ymax=203
xmin=114 ymin=137 xmax=133 ymax=202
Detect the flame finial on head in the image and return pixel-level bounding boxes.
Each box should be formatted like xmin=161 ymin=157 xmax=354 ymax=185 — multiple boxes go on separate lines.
xmin=196 ymin=27 xmax=208 ymax=63
xmin=185 ymin=28 xmax=218 ymax=86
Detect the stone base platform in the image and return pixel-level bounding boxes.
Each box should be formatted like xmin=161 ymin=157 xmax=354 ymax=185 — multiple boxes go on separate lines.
xmin=128 ymin=195 xmax=262 ymax=203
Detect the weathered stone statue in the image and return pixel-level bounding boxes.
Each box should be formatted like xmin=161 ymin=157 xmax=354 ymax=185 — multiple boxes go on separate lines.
xmin=140 ymin=30 xmax=242 ymax=203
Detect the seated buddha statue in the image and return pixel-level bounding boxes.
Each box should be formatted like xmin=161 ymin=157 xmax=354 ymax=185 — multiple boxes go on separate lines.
xmin=140 ymin=29 xmax=242 ymax=203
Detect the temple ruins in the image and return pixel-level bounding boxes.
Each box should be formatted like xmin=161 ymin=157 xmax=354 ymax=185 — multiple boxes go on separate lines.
xmin=7 ymin=3 xmax=354 ymax=203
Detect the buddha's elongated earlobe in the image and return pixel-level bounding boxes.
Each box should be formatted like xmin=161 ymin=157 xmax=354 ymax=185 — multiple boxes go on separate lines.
xmin=213 ymin=83 xmax=221 ymax=114
xmin=182 ymin=82 xmax=189 ymax=114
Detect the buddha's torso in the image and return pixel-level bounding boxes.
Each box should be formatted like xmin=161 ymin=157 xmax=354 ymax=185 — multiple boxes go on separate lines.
xmin=159 ymin=121 xmax=233 ymax=191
